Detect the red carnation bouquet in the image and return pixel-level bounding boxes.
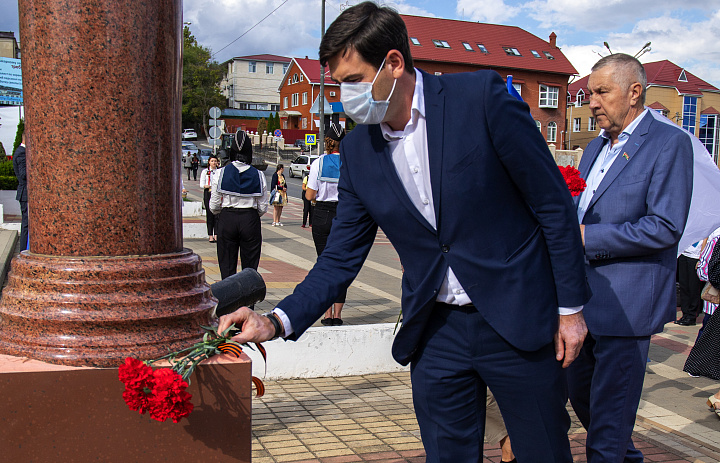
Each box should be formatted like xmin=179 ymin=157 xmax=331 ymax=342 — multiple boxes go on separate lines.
xmin=559 ymin=165 xmax=586 ymax=196
xmin=119 ymin=324 xmax=265 ymax=423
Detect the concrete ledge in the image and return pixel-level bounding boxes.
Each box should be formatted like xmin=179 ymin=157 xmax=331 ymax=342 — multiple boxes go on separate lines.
xmin=0 ymin=229 xmax=17 ymax=285
xmin=243 ymin=323 xmax=408 ymax=380
xmin=183 ymin=221 xmax=210 ymax=238
xmin=182 ymin=201 xmax=203 ymax=217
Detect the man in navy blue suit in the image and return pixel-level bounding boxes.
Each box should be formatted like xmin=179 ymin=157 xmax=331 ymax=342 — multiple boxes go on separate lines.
xmin=568 ymin=53 xmax=693 ymax=463
xmin=220 ymin=3 xmax=591 ymax=461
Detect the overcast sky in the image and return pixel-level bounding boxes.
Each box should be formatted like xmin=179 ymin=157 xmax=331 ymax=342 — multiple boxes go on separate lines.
xmin=1 ymin=0 xmax=718 ymax=87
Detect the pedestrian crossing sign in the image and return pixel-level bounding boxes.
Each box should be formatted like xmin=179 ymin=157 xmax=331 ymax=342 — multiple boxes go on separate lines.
xmin=305 ymin=134 xmax=317 ymax=145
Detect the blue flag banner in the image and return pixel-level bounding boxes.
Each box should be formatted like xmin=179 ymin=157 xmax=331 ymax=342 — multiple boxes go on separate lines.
xmin=506 ymin=75 xmax=523 ymax=102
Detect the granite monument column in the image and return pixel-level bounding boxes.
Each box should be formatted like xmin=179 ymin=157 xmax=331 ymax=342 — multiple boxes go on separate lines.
xmin=0 ymin=0 xmax=216 ymax=367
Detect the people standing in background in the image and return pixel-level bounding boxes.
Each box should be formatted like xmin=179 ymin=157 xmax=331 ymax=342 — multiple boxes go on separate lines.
xmin=210 ymin=130 xmax=268 ymax=280
xmin=301 ymin=174 xmax=313 ymax=228
xmin=306 ymin=122 xmax=346 ymax=325
xmin=270 ymin=164 xmax=287 ymax=227
xmin=676 ymin=241 xmax=705 ymax=326
xmin=200 ymin=155 xmax=219 ymax=243
xmin=13 ymin=132 xmax=28 ymax=252
xmin=190 ymin=153 xmax=200 ymax=181
xmin=184 ymin=151 xmax=193 ymax=180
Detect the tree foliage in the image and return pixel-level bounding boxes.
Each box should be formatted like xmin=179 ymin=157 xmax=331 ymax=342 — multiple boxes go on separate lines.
xmin=182 ymin=27 xmax=225 ymax=138
xmin=12 ymin=118 xmax=24 ymax=156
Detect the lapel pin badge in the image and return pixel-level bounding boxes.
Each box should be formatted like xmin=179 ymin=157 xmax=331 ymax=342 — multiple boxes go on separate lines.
xmin=622 ymin=152 xmax=629 ymax=160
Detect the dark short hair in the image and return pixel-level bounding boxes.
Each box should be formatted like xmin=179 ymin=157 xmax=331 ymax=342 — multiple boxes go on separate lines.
xmin=592 ymin=53 xmax=647 ymax=105
xmin=319 ymin=1 xmax=414 ymax=74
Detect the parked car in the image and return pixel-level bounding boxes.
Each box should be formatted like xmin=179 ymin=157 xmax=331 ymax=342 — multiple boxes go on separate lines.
xmin=289 ymin=154 xmax=319 ymax=178
xmin=182 ymin=128 xmax=197 ymax=140
xmin=181 ymin=141 xmax=199 ymax=162
xmin=198 ymin=149 xmax=213 ymax=167
xmin=216 ymin=133 xmax=268 ymax=171
xmin=294 ymin=139 xmax=310 ymax=152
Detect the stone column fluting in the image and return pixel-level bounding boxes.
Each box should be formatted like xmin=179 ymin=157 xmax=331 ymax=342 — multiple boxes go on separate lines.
xmin=0 ymin=0 xmax=216 ymax=367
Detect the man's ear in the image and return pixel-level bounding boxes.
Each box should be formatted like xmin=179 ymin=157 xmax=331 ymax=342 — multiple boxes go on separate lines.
xmin=628 ymin=82 xmax=643 ymax=106
xmin=386 ymin=49 xmax=405 ymax=78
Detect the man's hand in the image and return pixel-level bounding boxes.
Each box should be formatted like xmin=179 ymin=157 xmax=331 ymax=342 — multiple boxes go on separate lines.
xmin=217 ymin=307 xmax=276 ymax=344
xmin=554 ymin=311 xmax=588 ymax=368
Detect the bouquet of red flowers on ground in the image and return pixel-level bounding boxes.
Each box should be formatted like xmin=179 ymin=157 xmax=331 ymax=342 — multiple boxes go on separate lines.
xmin=119 ymin=324 xmax=265 ymax=423
xmin=558 ymin=165 xmax=587 ymax=196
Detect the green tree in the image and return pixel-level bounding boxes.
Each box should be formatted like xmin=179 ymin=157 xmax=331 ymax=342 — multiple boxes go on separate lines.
xmin=257 ymin=118 xmax=268 ymax=135
xmin=183 ymin=27 xmax=225 ymax=139
xmin=267 ymin=113 xmax=276 ymax=133
xmin=12 ymin=118 xmax=24 ymax=155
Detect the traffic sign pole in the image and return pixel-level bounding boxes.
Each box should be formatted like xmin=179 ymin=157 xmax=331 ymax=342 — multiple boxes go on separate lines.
xmin=209 ymin=106 xmax=221 ymax=156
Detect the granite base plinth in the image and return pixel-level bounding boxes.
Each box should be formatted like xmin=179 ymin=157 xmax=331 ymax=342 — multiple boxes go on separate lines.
xmin=0 ymin=353 xmax=252 ymax=462
xmin=0 ymin=249 xmax=216 ymax=367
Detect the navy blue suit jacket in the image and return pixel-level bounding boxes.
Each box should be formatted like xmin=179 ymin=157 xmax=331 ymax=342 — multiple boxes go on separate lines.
xmin=280 ymin=70 xmax=591 ymax=365
xmin=576 ymin=111 xmax=693 ymax=337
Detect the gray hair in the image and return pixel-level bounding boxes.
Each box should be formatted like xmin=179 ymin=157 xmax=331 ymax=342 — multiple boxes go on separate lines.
xmin=592 ymin=53 xmax=647 ymax=105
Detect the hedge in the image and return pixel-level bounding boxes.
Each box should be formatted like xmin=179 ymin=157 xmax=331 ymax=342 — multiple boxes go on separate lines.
xmin=0 ymin=176 xmax=19 ymax=190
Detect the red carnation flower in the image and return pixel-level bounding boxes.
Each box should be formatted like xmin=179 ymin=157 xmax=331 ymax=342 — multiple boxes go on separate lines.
xmin=148 ymin=368 xmax=194 ymax=423
xmin=559 ymin=165 xmax=586 ymax=196
xmin=119 ymin=357 xmax=155 ymax=414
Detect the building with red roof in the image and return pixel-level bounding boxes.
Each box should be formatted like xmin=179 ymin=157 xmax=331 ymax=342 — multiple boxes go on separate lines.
xmin=401 ymin=14 xmax=577 ymax=146
xmin=567 ymin=60 xmax=720 ymax=161
xmin=278 ymin=57 xmax=342 ymax=131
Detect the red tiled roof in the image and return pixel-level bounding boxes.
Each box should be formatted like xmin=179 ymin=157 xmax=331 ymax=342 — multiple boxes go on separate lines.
xmin=401 ymin=15 xmax=577 ymax=75
xmin=569 ymin=60 xmax=719 ymax=95
xmin=231 ymin=54 xmax=292 ymax=63
xmin=702 ymin=106 xmax=720 ymax=115
xmin=293 ymin=58 xmax=336 ymax=85
xmin=648 ymin=101 xmax=669 ymax=111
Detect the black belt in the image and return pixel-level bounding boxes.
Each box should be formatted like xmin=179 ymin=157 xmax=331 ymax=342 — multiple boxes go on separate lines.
xmin=314 ymin=201 xmax=338 ymax=209
xmin=221 ymin=207 xmax=255 ymax=213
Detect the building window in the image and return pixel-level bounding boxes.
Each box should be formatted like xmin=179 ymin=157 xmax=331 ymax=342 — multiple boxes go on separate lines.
xmin=302 ymin=92 xmax=307 ymax=105
xmin=302 ymin=117 xmax=307 ymax=129
xmin=292 ymin=73 xmax=299 ymax=83
xmin=543 ymin=51 xmax=555 ymax=59
xmin=432 ymin=39 xmax=451 ymax=48
xmin=512 ymin=83 xmax=521 ymax=96
xmin=576 ymin=90 xmax=585 ymax=107
xmin=462 ymin=42 xmax=474 ymax=51
xmin=283 ymin=63 xmax=289 ymax=74
xmin=248 ymin=61 xmax=256 ymax=73
xmin=503 ymin=47 xmax=522 ymax=56
xmin=682 ymin=96 xmax=697 ymax=135
xmin=678 ymin=70 xmax=688 ymax=82
xmin=270 ymin=104 xmax=280 ymax=112
xmin=700 ymin=114 xmax=719 ymax=163
xmin=410 ymin=37 xmax=421 ymax=46
xmin=283 ymin=96 xmax=288 ymax=109
xmin=573 ymin=118 xmax=581 ymax=132
xmin=292 ymin=93 xmax=299 ymax=107
xmin=266 ymin=63 xmax=274 ymax=74
xmin=288 ymin=78 xmax=291 ymax=85
xmin=536 ymin=120 xmax=542 ymax=131
xmin=477 ymin=44 xmax=489 ymax=53
xmin=329 ymin=91 xmax=336 ymax=97
xmin=300 ymin=74 xmax=304 ymax=82
xmin=530 ymin=50 xmax=541 ymax=58
xmin=547 ymin=121 xmax=557 ymax=142
xmin=434 ymin=72 xmax=442 ymax=76
xmin=588 ymin=117 xmax=596 ymax=131
xmin=539 ymin=85 xmax=559 ymax=108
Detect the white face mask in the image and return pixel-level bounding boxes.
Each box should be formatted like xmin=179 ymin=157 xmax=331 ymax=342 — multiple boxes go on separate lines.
xmin=340 ymin=58 xmax=397 ymax=125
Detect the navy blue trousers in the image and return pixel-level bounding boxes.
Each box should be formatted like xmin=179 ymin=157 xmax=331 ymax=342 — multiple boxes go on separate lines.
xmin=410 ymin=303 xmax=572 ymax=463
xmin=567 ymin=334 xmax=651 ymax=463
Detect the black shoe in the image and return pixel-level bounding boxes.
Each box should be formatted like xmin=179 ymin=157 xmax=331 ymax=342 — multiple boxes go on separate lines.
xmin=321 ymin=318 xmax=332 ymax=326
xmin=332 ymin=318 xmax=343 ymax=326
xmin=675 ymin=317 xmax=697 ymax=326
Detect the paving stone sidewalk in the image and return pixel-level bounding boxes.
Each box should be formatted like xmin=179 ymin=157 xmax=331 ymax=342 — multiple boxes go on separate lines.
xmin=183 ymin=198 xmax=720 ymax=462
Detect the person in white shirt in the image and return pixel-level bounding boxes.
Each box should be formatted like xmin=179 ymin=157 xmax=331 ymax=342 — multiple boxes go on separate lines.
xmin=200 ymin=155 xmax=219 ymax=242
xmin=210 ymin=130 xmax=268 ymax=280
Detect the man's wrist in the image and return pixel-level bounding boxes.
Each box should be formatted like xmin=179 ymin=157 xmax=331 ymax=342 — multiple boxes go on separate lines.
xmin=263 ymin=312 xmax=285 ymax=339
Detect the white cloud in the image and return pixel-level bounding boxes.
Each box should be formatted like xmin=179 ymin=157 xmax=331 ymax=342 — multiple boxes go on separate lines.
xmin=455 ymin=0 xmax=521 ymax=24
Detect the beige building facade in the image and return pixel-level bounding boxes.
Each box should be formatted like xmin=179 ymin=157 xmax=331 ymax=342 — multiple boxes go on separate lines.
xmin=0 ymin=32 xmax=20 ymax=59
xmin=221 ymin=54 xmax=291 ymax=111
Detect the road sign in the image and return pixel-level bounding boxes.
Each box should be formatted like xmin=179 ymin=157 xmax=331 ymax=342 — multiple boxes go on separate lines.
xmin=209 ymin=106 xmax=221 ymax=119
xmin=209 ymin=126 xmax=222 ymax=139
xmin=274 ymin=129 xmax=282 ymax=137
xmin=305 ymin=134 xmax=317 ymax=145
xmin=208 ymin=138 xmax=222 ymax=146
xmin=209 ymin=119 xmax=220 ymax=126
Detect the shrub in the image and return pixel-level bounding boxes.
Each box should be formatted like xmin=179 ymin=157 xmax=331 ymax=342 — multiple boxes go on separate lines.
xmin=0 ymin=160 xmax=15 ymax=177
xmin=0 ymin=176 xmax=18 ymax=190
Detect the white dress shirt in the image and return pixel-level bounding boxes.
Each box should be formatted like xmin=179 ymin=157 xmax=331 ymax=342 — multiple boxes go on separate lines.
xmin=199 ymin=167 xmax=218 ymax=190
xmin=307 ymin=154 xmax=340 ymax=202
